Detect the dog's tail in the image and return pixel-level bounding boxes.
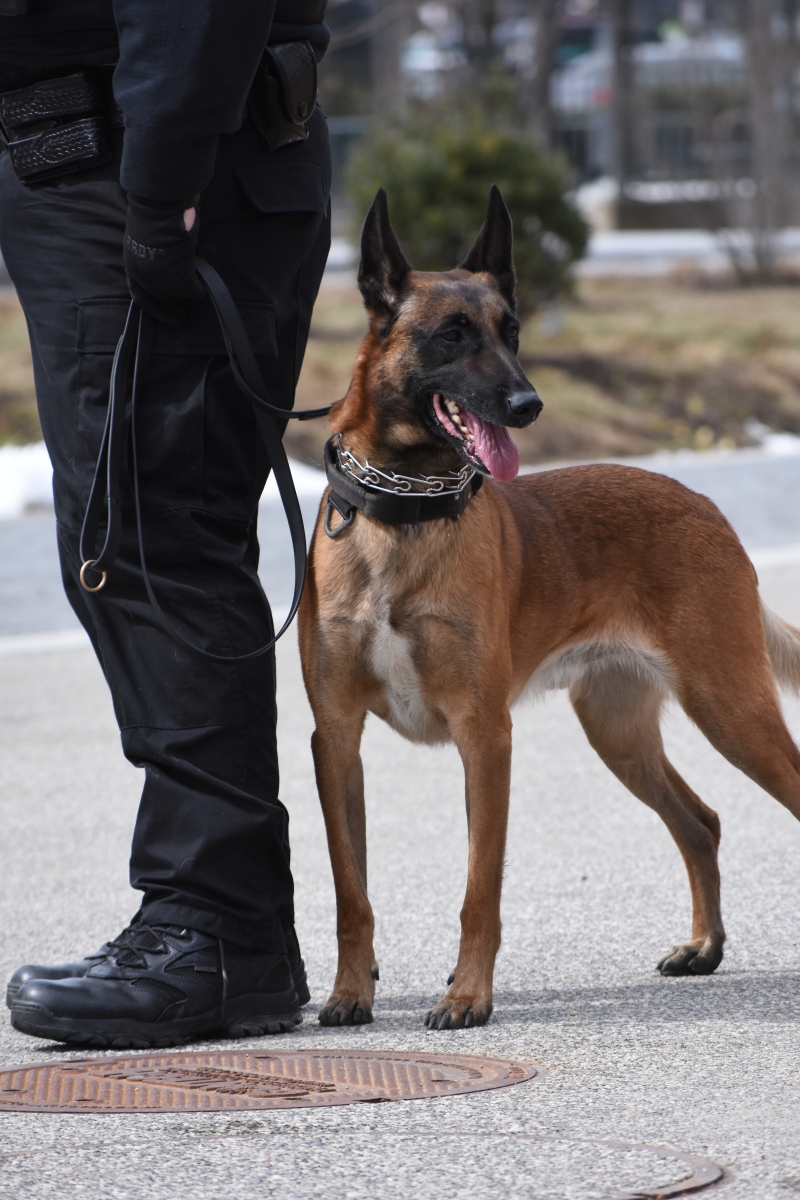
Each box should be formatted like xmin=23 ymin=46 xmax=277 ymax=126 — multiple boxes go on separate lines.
xmin=762 ymin=602 xmax=800 ymax=692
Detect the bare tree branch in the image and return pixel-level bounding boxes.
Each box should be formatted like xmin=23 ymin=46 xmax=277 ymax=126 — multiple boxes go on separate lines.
xmin=609 ymin=0 xmax=636 ymax=192
xmin=530 ymin=0 xmax=563 ymax=148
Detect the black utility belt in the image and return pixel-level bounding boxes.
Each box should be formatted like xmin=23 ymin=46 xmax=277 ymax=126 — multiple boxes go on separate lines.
xmin=0 ymin=70 xmax=121 ymax=185
xmin=0 ymin=39 xmax=318 ymax=187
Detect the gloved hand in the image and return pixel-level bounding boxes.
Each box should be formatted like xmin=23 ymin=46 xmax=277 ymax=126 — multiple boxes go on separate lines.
xmin=123 ymin=194 xmax=204 ymax=325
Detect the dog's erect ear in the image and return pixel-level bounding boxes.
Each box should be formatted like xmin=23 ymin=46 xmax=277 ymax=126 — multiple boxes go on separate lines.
xmin=460 ymin=185 xmax=516 ymax=310
xmin=358 ymin=188 xmax=411 ymax=318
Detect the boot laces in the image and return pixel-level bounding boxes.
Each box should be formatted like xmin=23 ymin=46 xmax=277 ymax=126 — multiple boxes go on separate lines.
xmin=106 ymin=922 xmax=186 ymax=970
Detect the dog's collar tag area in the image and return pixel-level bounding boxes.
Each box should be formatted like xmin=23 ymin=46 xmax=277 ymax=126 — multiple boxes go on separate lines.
xmin=322 ymin=436 xmax=483 ymax=535
xmin=324 ymin=489 xmax=356 ymax=538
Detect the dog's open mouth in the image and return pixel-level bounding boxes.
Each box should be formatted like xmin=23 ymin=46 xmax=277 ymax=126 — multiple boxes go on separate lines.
xmin=432 ymin=393 xmax=520 ymax=483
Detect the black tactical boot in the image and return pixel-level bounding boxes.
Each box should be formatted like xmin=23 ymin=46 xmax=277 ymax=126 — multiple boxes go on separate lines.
xmin=283 ymin=927 xmax=311 ymax=1007
xmin=10 ymin=923 xmax=301 ymax=1048
xmin=6 ymin=918 xmax=310 ymax=1009
xmin=5 ymin=942 xmax=112 ymax=1008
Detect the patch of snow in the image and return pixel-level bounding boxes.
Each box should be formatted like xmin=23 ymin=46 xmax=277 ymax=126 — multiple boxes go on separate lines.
xmin=0 ymin=440 xmax=325 ymax=520
xmin=755 ymin=432 xmax=800 ymax=458
xmin=260 ymin=459 xmax=326 ymax=504
xmin=572 ymin=177 xmax=618 ymax=233
xmin=743 ymin=420 xmax=800 ymax=457
xmin=0 ymin=442 xmax=53 ymax=519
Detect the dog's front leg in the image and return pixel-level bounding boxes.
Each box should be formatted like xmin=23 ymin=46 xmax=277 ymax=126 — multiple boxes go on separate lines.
xmin=313 ymin=714 xmax=378 ymax=1025
xmin=426 ymin=709 xmax=512 ymax=1030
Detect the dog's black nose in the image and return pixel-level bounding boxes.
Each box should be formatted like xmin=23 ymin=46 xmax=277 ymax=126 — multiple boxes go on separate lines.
xmin=507 ymin=391 xmax=543 ymax=421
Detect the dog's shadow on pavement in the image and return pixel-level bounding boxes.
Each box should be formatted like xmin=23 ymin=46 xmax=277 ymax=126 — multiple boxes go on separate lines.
xmin=344 ymin=971 xmax=800 ymax=1030
xmin=494 ymin=971 xmax=800 ymax=1025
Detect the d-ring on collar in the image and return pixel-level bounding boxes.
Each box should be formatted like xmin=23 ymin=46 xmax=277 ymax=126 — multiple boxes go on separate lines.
xmin=323 ymin=436 xmax=483 ymax=537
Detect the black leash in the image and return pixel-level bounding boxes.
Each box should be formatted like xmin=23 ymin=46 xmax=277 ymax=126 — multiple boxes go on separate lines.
xmin=78 ymin=257 xmax=332 ymax=663
xmin=78 ymin=301 xmax=139 ymax=594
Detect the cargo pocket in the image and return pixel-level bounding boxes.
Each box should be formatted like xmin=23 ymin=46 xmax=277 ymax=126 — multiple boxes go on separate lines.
xmin=75 ymin=297 xmax=278 ymax=510
xmin=234 ymin=153 xmax=331 ymax=391
xmin=235 ymin=161 xmax=329 ymax=216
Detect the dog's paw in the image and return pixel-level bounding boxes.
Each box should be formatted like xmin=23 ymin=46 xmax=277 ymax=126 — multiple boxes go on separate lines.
xmin=318 ymin=993 xmax=374 ymax=1026
xmin=657 ymin=937 xmax=724 ymax=977
xmin=424 ymin=995 xmax=492 ymax=1030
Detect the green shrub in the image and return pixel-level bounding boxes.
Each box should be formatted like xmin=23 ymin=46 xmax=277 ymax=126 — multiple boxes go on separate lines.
xmin=346 ymin=96 xmax=589 ymax=315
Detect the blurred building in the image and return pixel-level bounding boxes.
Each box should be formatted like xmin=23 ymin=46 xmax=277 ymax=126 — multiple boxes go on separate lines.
xmin=320 ymin=1 xmax=800 ymax=232
xmin=551 ymin=4 xmax=747 ymax=184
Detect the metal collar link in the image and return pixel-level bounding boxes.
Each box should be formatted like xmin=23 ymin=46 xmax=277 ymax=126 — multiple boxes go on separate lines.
xmin=335 ymin=435 xmax=477 ymax=498
xmin=323 ymin=435 xmax=483 ymax=537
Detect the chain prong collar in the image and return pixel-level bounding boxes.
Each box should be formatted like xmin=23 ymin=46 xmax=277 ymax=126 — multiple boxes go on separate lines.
xmin=333 ymin=434 xmax=477 ymax=498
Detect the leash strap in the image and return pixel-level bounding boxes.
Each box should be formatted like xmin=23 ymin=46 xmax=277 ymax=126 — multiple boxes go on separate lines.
xmin=78 ymin=257 xmax=331 ymax=662
xmin=194 ymin=259 xmax=332 ymax=423
xmin=323 ymin=436 xmax=483 ymax=531
xmin=78 ymin=302 xmax=138 ymax=592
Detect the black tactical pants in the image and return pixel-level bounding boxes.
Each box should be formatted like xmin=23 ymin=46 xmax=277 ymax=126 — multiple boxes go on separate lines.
xmin=0 ymin=109 xmax=331 ymax=952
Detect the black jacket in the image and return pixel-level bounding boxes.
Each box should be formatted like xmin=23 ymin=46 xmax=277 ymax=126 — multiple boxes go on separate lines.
xmin=0 ymin=0 xmax=329 ymax=201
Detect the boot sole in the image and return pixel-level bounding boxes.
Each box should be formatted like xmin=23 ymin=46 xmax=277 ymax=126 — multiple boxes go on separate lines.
xmin=219 ymin=991 xmax=303 ymax=1038
xmin=11 ymin=990 xmax=301 ymax=1050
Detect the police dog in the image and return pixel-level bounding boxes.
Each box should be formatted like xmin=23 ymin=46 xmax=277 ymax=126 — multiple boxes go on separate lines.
xmin=298 ymin=187 xmax=800 ymax=1029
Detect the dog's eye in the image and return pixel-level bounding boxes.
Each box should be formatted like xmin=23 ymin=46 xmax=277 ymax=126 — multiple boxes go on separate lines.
xmin=508 ymin=326 xmax=520 ymax=349
xmin=441 ymin=329 xmax=462 ymax=342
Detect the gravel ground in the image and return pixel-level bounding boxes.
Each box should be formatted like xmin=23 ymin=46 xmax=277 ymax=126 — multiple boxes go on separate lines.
xmin=1 ymin=457 xmax=800 ymax=1198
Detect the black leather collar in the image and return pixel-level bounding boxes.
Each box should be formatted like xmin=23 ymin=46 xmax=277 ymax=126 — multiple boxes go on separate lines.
xmin=323 ymin=436 xmax=483 ymax=536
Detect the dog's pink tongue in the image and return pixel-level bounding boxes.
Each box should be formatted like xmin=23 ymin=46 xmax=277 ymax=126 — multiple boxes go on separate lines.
xmin=462 ymin=410 xmax=520 ymax=482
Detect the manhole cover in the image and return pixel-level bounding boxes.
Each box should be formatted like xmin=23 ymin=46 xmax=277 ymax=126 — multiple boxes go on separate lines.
xmin=0 ymin=1049 xmax=536 ymax=1113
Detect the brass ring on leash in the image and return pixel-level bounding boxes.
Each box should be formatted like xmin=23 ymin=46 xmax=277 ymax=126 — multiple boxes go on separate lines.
xmin=80 ymin=559 xmax=107 ymax=592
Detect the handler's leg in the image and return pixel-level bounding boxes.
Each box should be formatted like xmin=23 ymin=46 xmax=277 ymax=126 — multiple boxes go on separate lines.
xmin=0 ymin=114 xmax=331 ymax=1043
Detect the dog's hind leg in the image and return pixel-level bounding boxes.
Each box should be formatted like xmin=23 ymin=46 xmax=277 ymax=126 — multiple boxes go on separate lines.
xmin=425 ymin=706 xmax=513 ymax=1030
xmin=311 ymin=708 xmax=378 ymax=1026
xmin=570 ymin=666 xmax=726 ymax=976
xmin=677 ymin=644 xmax=800 ymax=829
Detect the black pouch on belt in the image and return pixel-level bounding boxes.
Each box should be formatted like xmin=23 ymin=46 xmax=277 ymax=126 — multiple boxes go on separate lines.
xmin=247 ymin=40 xmax=318 ymax=154
xmin=0 ymin=72 xmax=114 ymax=184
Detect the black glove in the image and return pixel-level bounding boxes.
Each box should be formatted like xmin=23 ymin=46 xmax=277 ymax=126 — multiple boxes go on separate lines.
xmin=123 ymin=194 xmax=204 ymax=325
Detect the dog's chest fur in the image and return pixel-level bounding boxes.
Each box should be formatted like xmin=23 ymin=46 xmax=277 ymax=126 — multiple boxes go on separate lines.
xmin=320 ymin=520 xmax=459 ymax=745
xmin=367 ymin=604 xmax=445 ymax=744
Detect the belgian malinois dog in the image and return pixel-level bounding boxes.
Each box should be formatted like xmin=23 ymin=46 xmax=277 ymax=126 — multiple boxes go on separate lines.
xmin=298 ymin=186 xmax=800 ymax=1029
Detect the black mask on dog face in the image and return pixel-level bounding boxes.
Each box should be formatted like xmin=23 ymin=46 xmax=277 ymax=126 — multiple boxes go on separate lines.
xmin=355 ymin=187 xmax=542 ymax=482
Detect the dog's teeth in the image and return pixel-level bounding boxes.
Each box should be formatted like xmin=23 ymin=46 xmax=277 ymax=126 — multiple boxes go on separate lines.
xmin=445 ymin=398 xmax=459 ymax=415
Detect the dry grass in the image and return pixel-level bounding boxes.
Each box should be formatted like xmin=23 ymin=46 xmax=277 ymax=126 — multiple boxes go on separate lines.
xmin=5 ymin=276 xmax=800 ymax=467
xmin=0 ymin=301 xmax=40 ymax=444
xmin=291 ymin=275 xmax=800 ymax=467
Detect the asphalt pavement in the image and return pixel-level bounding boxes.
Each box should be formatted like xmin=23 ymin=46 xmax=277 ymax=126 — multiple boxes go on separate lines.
xmin=1 ymin=452 xmax=800 ymax=1198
